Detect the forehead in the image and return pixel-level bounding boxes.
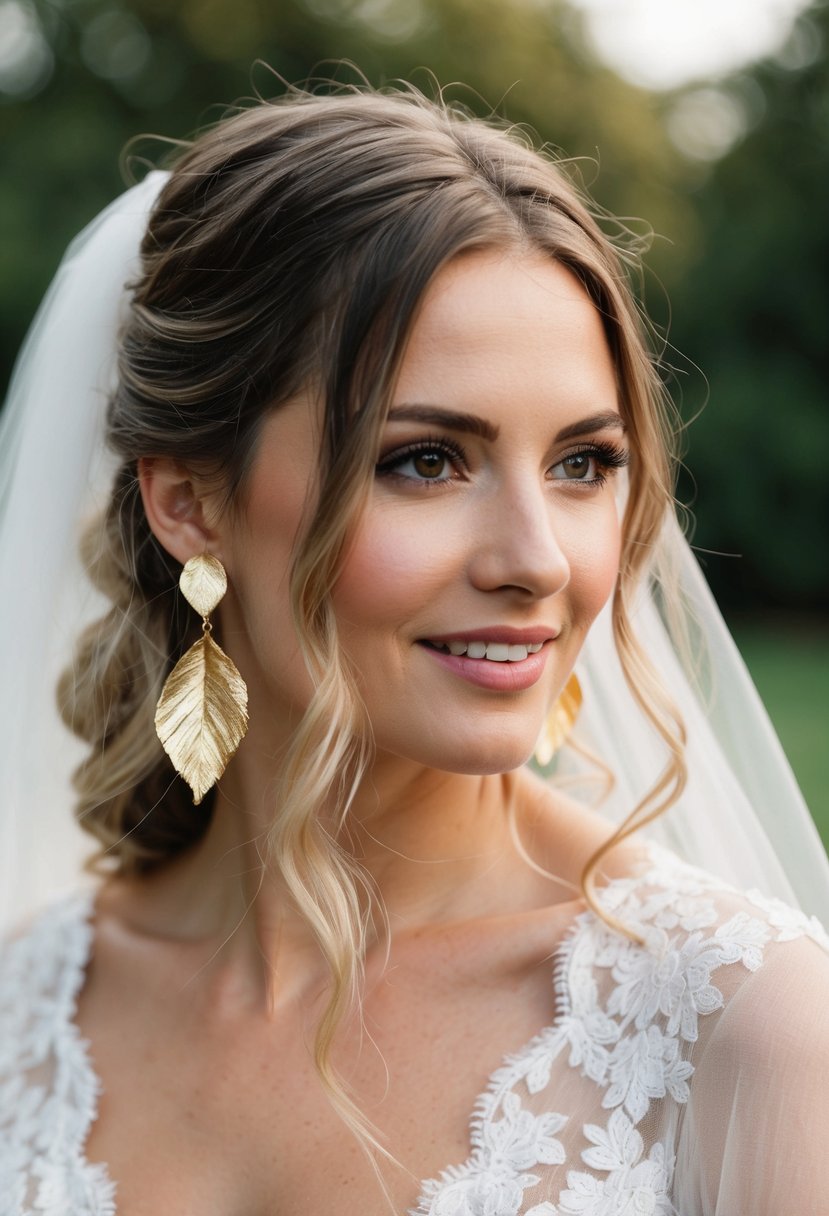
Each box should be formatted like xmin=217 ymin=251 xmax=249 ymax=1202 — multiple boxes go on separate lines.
xmin=394 ymin=249 xmax=618 ymax=417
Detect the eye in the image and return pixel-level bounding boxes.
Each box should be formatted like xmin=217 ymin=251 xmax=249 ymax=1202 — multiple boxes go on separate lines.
xmin=549 ymin=442 xmax=629 ymax=487
xmin=376 ymin=437 xmax=467 ymax=484
xmin=554 ymin=452 xmax=597 ymax=481
xmin=404 ymin=449 xmax=451 ymax=480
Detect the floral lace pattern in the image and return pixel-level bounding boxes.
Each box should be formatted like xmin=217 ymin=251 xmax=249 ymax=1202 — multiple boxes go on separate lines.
xmin=0 ymin=845 xmax=826 ymax=1216
xmin=0 ymin=890 xmax=115 ymax=1216
xmin=552 ymin=1110 xmax=674 ymax=1216
xmin=412 ymin=844 xmax=829 ymax=1216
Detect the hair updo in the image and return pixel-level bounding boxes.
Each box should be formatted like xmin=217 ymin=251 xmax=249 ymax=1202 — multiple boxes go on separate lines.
xmin=58 ymin=83 xmax=684 ymax=1148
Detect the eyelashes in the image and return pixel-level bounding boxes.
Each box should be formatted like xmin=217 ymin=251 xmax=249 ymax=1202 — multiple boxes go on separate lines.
xmin=375 ymin=436 xmax=468 ymax=484
xmin=554 ymin=440 xmax=630 ymax=485
xmin=376 ymin=434 xmax=630 ymax=487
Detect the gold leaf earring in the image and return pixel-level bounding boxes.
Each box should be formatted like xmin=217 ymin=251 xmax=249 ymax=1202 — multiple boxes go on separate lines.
xmin=154 ymin=552 xmax=249 ymax=805
xmin=534 ymin=672 xmax=583 ymax=769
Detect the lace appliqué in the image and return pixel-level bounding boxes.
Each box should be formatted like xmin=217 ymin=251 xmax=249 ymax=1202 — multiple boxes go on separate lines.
xmin=0 ymin=892 xmax=115 ymax=1216
xmin=743 ymin=887 xmax=829 ymax=952
xmin=552 ymin=1109 xmax=674 ymax=1216
xmin=416 ymin=1091 xmax=567 ymax=1216
xmin=414 ymin=844 xmax=827 ymax=1216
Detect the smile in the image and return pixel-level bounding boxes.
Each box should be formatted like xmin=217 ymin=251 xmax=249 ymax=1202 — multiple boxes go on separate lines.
xmin=423 ymin=640 xmax=544 ymax=662
xmin=417 ymin=636 xmax=554 ymax=692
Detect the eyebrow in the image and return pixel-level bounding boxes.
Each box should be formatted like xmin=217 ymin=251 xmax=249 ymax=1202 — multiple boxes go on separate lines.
xmin=555 ymin=411 xmax=626 ymax=441
xmin=387 ymin=405 xmax=626 ymax=443
xmin=388 ymin=405 xmax=500 ymax=441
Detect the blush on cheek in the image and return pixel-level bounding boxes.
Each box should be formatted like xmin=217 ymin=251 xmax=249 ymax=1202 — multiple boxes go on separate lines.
xmin=561 ymin=508 xmax=622 ymax=629
xmin=333 ymin=512 xmax=461 ymax=631
xmin=589 ymin=532 xmax=621 ymax=616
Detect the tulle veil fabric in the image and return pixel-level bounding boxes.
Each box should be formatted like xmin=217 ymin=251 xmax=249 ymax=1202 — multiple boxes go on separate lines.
xmin=1 ymin=172 xmax=828 ymax=939
xmin=0 ymin=173 xmax=167 ymax=934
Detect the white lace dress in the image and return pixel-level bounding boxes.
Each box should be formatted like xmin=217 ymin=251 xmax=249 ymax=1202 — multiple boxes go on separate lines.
xmin=1 ymin=842 xmax=828 ymax=1216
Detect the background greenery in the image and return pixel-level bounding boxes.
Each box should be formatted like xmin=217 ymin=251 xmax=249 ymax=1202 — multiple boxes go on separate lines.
xmin=733 ymin=624 xmax=829 ymax=844
xmin=2 ymin=0 xmax=826 ymax=840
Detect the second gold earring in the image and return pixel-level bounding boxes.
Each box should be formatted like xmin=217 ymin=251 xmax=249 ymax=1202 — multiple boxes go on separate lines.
xmin=533 ymin=672 xmax=583 ymax=769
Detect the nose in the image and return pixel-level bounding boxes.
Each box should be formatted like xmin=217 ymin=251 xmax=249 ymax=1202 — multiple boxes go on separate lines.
xmin=467 ymin=478 xmax=570 ymax=599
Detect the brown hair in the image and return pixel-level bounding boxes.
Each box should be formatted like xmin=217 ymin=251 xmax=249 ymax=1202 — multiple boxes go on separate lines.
xmin=58 ymin=83 xmax=684 ymax=1153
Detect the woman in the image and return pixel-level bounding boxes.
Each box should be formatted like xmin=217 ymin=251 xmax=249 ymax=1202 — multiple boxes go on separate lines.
xmin=1 ymin=86 xmax=828 ymax=1215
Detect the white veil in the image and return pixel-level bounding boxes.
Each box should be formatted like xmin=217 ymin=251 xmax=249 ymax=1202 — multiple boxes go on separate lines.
xmin=2 ymin=173 xmax=828 ymax=938
xmin=0 ymin=173 xmax=168 ymax=934
xmin=567 ymin=531 xmax=829 ymax=921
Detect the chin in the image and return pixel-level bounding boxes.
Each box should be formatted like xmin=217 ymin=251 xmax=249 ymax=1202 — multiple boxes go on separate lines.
xmin=456 ymin=748 xmax=536 ymax=778
xmin=396 ymin=729 xmax=538 ymax=778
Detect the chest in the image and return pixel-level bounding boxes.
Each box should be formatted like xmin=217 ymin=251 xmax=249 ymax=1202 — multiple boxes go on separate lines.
xmin=77 ymin=937 xmax=559 ymax=1216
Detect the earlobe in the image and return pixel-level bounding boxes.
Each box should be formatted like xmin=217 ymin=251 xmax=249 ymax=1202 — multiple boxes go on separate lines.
xmin=137 ymin=455 xmax=224 ymax=566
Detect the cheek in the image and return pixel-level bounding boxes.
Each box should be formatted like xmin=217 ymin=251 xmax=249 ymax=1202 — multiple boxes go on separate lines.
xmin=561 ymin=502 xmax=622 ymax=633
xmin=333 ymin=503 xmax=459 ymax=637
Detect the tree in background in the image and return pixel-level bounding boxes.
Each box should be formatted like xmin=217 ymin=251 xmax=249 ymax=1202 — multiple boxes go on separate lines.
xmin=661 ymin=2 xmax=829 ymax=614
xmin=0 ymin=0 xmax=685 ymax=385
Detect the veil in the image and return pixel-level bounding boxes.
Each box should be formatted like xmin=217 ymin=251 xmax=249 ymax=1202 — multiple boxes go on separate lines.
xmin=566 ymin=533 xmax=829 ymax=921
xmin=0 ymin=173 xmax=167 ymax=934
xmin=2 ymin=173 xmax=828 ymax=939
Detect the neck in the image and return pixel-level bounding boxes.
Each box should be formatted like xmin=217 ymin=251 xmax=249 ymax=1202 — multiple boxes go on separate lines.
xmin=108 ymin=747 xmax=551 ymax=993
xmin=203 ymin=757 xmax=521 ymax=926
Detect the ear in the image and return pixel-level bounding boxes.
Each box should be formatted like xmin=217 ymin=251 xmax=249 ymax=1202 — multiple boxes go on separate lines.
xmin=138 ymin=455 xmax=227 ymax=566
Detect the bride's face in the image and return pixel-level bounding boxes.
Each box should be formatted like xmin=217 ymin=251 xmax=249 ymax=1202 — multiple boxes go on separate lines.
xmin=222 ymin=248 xmax=625 ymax=773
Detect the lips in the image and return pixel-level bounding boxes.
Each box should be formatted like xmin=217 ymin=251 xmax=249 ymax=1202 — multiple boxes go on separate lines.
xmin=418 ymin=633 xmax=554 ymax=692
xmin=416 ymin=628 xmax=558 ymax=691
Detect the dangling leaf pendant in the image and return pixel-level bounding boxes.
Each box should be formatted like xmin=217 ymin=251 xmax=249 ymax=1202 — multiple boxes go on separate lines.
xmin=154 ymin=554 xmax=249 ymax=805
xmin=155 ymin=634 xmax=248 ymax=804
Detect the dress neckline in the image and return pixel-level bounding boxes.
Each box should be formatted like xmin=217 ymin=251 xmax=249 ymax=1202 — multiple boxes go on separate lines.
xmin=57 ymin=847 xmax=660 ymax=1215
xmin=10 ymin=842 xmax=829 ymax=1215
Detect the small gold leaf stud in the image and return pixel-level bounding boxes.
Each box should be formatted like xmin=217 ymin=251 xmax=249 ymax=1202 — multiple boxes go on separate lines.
xmin=179 ymin=553 xmax=227 ymax=617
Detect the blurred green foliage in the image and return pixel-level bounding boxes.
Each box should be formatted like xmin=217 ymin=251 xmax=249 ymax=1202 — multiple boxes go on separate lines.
xmin=663 ymin=9 xmax=829 ymax=615
xmin=1 ymin=0 xmax=827 ymax=615
xmin=735 ymin=624 xmax=829 ymax=847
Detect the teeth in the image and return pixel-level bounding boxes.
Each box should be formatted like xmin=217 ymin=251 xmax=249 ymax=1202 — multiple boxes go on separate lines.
xmin=430 ymin=640 xmax=545 ymax=662
xmin=486 ymin=643 xmax=509 ymax=662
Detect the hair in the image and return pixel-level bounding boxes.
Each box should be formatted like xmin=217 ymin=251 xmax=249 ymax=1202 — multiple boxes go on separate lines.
xmin=57 ymin=82 xmax=685 ymax=1164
